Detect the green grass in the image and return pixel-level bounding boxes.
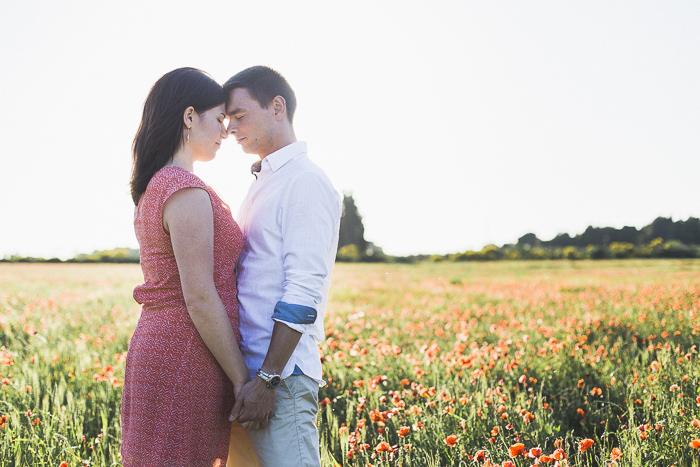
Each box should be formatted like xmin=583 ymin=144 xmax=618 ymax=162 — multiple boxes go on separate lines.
xmin=1 ymin=261 xmax=699 ymax=466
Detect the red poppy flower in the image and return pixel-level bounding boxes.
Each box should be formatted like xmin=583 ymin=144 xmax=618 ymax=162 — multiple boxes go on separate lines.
xmin=509 ymin=443 xmax=525 ymax=457
xmin=579 ymin=439 xmax=594 ymax=452
xmin=444 ymin=435 xmax=458 ymax=447
xmin=375 ymin=441 xmax=393 ymax=453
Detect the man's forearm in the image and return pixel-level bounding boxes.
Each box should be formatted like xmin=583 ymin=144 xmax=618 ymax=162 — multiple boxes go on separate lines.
xmin=259 ymin=321 xmax=303 ymax=374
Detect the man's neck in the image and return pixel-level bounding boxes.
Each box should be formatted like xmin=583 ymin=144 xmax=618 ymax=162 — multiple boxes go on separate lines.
xmin=259 ymin=131 xmax=297 ymax=160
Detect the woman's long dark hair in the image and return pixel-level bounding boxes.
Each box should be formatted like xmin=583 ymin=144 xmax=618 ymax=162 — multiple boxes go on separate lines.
xmin=130 ymin=67 xmax=226 ymax=205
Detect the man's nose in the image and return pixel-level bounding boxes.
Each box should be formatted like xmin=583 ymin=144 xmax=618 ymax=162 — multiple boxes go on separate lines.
xmin=227 ymin=121 xmax=238 ymax=134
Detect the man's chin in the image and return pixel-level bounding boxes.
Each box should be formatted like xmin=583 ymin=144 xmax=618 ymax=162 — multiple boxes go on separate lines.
xmin=240 ymin=146 xmax=257 ymax=156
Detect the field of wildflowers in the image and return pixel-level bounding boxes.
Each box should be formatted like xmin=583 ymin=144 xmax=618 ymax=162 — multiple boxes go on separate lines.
xmin=1 ymin=261 xmax=699 ymax=466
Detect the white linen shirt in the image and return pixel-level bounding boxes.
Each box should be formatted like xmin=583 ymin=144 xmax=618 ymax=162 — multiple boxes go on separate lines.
xmin=236 ymin=141 xmax=341 ymax=385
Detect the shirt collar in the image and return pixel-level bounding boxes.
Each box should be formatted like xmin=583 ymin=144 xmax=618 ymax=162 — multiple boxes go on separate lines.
xmin=261 ymin=141 xmax=307 ymax=172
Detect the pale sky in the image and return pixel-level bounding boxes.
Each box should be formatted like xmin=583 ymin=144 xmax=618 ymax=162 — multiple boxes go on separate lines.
xmin=1 ymin=1 xmax=699 ymax=259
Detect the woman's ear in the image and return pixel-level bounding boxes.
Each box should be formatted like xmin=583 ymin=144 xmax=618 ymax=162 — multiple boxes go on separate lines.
xmin=183 ymin=106 xmax=195 ymax=129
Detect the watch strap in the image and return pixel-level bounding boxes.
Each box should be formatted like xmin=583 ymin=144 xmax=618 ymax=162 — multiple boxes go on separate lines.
xmin=256 ymin=369 xmax=281 ymax=389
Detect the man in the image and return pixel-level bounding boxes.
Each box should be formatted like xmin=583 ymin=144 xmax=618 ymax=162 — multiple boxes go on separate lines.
xmin=225 ymin=66 xmax=341 ymax=467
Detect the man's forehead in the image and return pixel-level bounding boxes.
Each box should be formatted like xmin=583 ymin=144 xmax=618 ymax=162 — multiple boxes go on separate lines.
xmin=225 ymin=103 xmax=245 ymax=115
xmin=226 ymin=88 xmax=255 ymax=113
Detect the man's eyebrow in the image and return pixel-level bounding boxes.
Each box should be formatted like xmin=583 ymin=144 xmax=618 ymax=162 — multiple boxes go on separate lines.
xmin=226 ymin=107 xmax=244 ymax=116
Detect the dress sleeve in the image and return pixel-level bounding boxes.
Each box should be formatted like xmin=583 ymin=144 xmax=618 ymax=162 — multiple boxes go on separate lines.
xmin=156 ymin=169 xmax=210 ymax=234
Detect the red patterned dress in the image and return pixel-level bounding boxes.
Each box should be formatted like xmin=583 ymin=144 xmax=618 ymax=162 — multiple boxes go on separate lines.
xmin=122 ymin=167 xmax=244 ymax=466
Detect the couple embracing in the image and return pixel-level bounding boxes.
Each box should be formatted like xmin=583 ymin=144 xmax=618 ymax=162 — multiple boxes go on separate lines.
xmin=121 ymin=66 xmax=341 ymax=466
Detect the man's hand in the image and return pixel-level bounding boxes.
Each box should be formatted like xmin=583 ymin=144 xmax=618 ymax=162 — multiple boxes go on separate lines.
xmin=229 ymin=376 xmax=276 ymax=430
xmin=230 ymin=323 xmax=301 ymax=429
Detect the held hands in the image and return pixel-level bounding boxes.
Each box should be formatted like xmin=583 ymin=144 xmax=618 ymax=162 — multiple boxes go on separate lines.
xmin=229 ymin=377 xmax=276 ymax=430
xmin=233 ymin=383 xmax=246 ymax=400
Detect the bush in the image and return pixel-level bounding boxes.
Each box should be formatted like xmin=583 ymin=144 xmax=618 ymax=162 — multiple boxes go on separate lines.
xmin=609 ymin=242 xmax=635 ymax=259
xmin=639 ymin=237 xmax=664 ymax=257
xmin=336 ymin=244 xmax=361 ymax=262
xmin=563 ymin=246 xmax=583 ymax=260
xmin=502 ymin=247 xmax=522 ymax=260
xmin=524 ymin=246 xmax=548 ymax=260
xmin=587 ymin=244 xmax=611 ymax=259
xmin=480 ymin=244 xmax=501 ymax=261
xmin=659 ymin=240 xmax=697 ymax=258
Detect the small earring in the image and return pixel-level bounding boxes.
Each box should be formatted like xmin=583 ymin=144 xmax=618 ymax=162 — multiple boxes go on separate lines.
xmin=187 ymin=129 xmax=190 ymax=144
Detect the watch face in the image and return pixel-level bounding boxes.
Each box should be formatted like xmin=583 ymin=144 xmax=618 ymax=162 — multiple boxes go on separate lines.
xmin=268 ymin=375 xmax=282 ymax=389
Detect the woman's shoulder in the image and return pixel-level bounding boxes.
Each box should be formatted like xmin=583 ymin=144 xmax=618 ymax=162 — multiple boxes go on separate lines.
xmin=148 ymin=166 xmax=209 ymax=193
xmin=154 ymin=166 xmax=206 ymax=185
xmin=138 ymin=167 xmax=210 ymax=209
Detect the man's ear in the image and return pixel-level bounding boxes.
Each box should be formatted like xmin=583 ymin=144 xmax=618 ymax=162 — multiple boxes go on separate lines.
xmin=272 ymin=96 xmax=286 ymax=121
xmin=183 ymin=106 xmax=195 ymax=129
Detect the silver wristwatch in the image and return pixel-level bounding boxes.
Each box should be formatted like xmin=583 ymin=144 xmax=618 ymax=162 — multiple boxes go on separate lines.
xmin=256 ymin=369 xmax=282 ymax=389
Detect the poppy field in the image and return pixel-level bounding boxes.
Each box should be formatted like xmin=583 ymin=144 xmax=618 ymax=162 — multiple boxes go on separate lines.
xmin=1 ymin=261 xmax=700 ymax=466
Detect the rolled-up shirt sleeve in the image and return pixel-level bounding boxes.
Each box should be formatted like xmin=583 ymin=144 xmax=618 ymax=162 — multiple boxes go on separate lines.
xmin=274 ymin=171 xmax=340 ymax=334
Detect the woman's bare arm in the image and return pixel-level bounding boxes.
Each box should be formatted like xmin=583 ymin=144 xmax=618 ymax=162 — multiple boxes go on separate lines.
xmin=163 ymin=187 xmax=249 ymax=393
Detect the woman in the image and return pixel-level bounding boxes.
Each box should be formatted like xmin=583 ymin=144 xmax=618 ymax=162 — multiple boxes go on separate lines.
xmin=122 ymin=68 xmax=252 ymax=466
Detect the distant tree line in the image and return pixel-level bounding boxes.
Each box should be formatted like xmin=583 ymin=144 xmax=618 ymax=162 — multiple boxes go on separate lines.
xmin=430 ymin=237 xmax=695 ymax=263
xmin=1 ymin=248 xmax=140 ymax=264
xmin=4 ymin=209 xmax=700 ymax=264
xmin=335 ymin=195 xmax=700 ymax=262
xmin=518 ymin=216 xmax=700 ymax=249
xmin=430 ymin=216 xmax=700 ymax=262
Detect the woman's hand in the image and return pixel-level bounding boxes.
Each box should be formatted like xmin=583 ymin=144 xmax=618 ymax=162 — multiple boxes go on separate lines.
xmin=233 ymin=378 xmax=249 ymax=400
xmin=229 ymin=377 xmax=276 ymax=429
